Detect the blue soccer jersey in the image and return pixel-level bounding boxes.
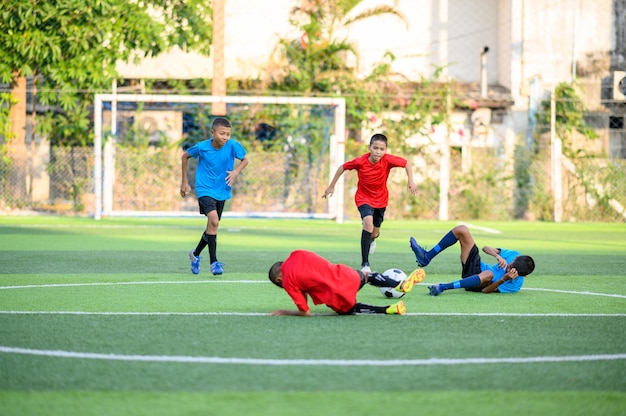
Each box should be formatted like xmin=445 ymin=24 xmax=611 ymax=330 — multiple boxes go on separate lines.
xmin=186 ymin=138 xmax=247 ymax=200
xmin=480 ymin=248 xmax=525 ymax=293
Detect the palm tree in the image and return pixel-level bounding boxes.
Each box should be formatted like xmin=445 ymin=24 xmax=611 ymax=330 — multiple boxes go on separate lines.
xmin=265 ymin=0 xmax=407 ymax=94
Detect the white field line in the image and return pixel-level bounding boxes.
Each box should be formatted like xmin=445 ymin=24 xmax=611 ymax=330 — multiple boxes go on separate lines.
xmin=523 ymin=287 xmax=626 ymax=299
xmin=1 ymin=281 xmax=624 ymax=299
xmin=0 ymin=280 xmax=268 ymax=290
xmin=0 ymin=346 xmax=624 ymax=366
xmin=458 ymin=222 xmax=502 ymax=234
xmin=0 ymin=310 xmax=624 ymax=317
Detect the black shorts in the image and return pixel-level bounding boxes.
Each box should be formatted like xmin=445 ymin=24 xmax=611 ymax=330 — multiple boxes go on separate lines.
xmin=462 ymin=244 xmax=490 ymax=292
xmin=462 ymin=244 xmax=482 ymax=278
xmin=198 ymin=196 xmax=225 ymax=219
xmin=357 ymin=204 xmax=386 ymax=227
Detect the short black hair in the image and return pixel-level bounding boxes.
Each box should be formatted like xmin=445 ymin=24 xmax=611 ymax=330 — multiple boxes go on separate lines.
xmin=268 ymin=261 xmax=283 ymax=287
xmin=370 ymin=133 xmax=388 ymax=146
xmin=512 ymin=255 xmax=535 ymax=276
xmin=212 ymin=117 xmax=231 ymax=129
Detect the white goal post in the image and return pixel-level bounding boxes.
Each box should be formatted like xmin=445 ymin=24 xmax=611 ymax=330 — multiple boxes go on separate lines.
xmin=93 ymin=93 xmax=346 ymax=221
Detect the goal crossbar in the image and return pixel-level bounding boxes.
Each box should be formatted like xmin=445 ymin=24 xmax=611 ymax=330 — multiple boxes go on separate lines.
xmin=93 ymin=93 xmax=346 ymax=221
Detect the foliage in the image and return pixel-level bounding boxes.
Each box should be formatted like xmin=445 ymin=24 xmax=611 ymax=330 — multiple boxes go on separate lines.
xmin=0 ymin=0 xmax=213 ymax=146
xmin=266 ymin=0 xmax=409 ymax=135
xmin=382 ymin=67 xmax=455 ymax=154
xmin=536 ymin=81 xmax=599 ymax=158
xmin=513 ymin=141 xmax=533 ymax=219
xmin=46 ymin=147 xmax=92 ymax=212
xmin=0 ymin=93 xmax=16 ymax=205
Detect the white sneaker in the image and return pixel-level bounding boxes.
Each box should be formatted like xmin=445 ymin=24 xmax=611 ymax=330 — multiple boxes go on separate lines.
xmin=361 ymin=263 xmax=371 ymax=273
xmin=369 ymin=240 xmax=377 ymax=255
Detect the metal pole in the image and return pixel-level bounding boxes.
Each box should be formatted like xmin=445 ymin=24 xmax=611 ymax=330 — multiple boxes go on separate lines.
xmin=480 ymin=46 xmax=489 ymax=98
xmin=550 ymin=85 xmax=562 ymax=222
xmin=211 ymin=0 xmax=226 ymax=116
xmin=571 ymin=0 xmax=578 ymax=81
xmin=93 ymin=96 xmax=102 ymax=220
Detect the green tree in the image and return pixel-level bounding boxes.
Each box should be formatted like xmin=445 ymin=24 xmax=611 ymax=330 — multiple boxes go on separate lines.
xmin=265 ymin=0 xmax=408 ymax=136
xmin=537 ymin=81 xmax=599 ymax=158
xmin=0 ymin=0 xmax=213 ymax=146
xmin=267 ymin=0 xmax=406 ymax=92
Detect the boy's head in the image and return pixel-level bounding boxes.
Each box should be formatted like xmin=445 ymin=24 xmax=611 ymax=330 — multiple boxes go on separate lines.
xmin=268 ymin=261 xmax=284 ymax=287
xmin=368 ymin=133 xmax=388 ymax=162
xmin=369 ymin=133 xmax=388 ymax=147
xmin=210 ymin=117 xmax=232 ymax=148
xmin=510 ymin=255 xmax=535 ymax=276
xmin=212 ymin=117 xmax=231 ymax=130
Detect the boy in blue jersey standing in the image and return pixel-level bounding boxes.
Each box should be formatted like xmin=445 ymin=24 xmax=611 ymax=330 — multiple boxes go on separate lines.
xmin=409 ymin=225 xmax=535 ymax=295
xmin=181 ymin=117 xmax=248 ymax=275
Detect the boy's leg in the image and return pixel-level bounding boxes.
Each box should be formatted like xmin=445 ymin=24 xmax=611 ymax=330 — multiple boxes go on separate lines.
xmin=369 ymin=226 xmax=379 ymax=254
xmin=428 ymin=244 xmax=485 ymax=296
xmin=369 ymin=208 xmax=385 ymax=255
xmin=205 ymin=210 xmax=220 ymax=264
xmin=351 ymin=301 xmax=406 ymax=315
xmin=358 ymin=205 xmax=375 ymax=269
xmin=410 ymin=230 xmax=456 ymax=266
xmin=453 ymin=225 xmax=477 ymax=264
xmin=410 ymin=224 xmax=475 ymax=266
xmin=360 ymin=227 xmax=372 ymax=269
xmin=192 ymin=231 xmax=208 ymax=258
xmin=190 ymin=197 xmax=213 ymax=274
xmin=367 ymin=269 xmax=425 ymax=294
xmin=205 ymin=200 xmax=225 ymax=275
xmin=429 ymin=272 xmax=492 ymax=296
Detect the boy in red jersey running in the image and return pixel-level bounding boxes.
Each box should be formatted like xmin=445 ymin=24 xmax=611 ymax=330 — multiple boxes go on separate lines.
xmin=323 ymin=134 xmax=418 ymax=271
xmin=268 ymin=250 xmax=425 ymax=316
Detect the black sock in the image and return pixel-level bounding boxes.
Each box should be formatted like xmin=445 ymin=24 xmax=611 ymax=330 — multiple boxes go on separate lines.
xmin=194 ymin=234 xmax=208 ymax=257
xmin=361 ymin=230 xmax=372 ymax=264
xmin=367 ymin=272 xmax=400 ymax=288
xmin=353 ymin=303 xmax=388 ymax=314
xmin=203 ymin=233 xmax=217 ymax=263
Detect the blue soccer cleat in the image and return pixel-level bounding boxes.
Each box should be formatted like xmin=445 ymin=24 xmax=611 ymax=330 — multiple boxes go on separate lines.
xmin=428 ymin=284 xmax=444 ymax=296
xmin=210 ymin=261 xmax=224 ymax=276
xmin=409 ymin=237 xmax=430 ymax=267
xmin=189 ymin=250 xmax=201 ymax=274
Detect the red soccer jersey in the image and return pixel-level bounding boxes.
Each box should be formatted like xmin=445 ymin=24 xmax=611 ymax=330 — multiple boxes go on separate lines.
xmin=280 ymin=250 xmax=361 ymax=314
xmin=343 ymin=153 xmax=407 ymax=208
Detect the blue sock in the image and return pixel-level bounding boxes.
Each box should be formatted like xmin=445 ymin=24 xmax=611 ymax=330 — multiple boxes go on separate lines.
xmin=427 ymin=231 xmax=458 ymax=260
xmin=445 ymin=275 xmax=481 ymax=290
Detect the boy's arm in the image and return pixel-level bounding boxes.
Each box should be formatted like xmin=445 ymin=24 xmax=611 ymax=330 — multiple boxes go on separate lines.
xmin=322 ymin=166 xmax=345 ymax=198
xmin=482 ymin=246 xmax=507 ymax=269
xmin=481 ymin=268 xmax=519 ymax=293
xmin=404 ymin=162 xmax=418 ymax=195
xmin=226 ymin=157 xmax=249 ymax=186
xmin=180 ymin=151 xmax=192 ymax=197
xmin=270 ymin=309 xmax=311 ymax=316
xmin=271 ymin=290 xmax=311 ymax=316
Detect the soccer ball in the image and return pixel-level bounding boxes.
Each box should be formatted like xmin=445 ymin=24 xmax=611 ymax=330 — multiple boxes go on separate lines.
xmin=379 ymin=268 xmax=407 ymax=298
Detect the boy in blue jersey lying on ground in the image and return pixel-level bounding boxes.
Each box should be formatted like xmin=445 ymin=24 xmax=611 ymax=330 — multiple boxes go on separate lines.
xmin=409 ymin=225 xmax=535 ymax=295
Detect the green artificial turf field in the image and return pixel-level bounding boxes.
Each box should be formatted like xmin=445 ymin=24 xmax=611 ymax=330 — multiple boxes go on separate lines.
xmin=0 ymin=216 xmax=625 ymax=415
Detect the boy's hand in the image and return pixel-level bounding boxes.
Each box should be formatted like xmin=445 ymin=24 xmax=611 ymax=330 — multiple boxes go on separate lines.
xmin=180 ymin=183 xmax=191 ymax=198
xmin=322 ymin=186 xmax=334 ymax=199
xmin=226 ymin=170 xmax=238 ymax=186
xmin=504 ymin=267 xmax=519 ymax=281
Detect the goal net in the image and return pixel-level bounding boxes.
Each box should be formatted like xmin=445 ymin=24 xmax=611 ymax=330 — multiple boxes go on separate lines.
xmin=93 ymin=94 xmax=346 ymax=221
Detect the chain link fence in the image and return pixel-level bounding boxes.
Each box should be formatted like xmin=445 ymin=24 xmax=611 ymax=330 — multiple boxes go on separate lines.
xmin=1 ymin=102 xmax=625 ymax=222
xmin=2 ymin=133 xmax=624 ymax=222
